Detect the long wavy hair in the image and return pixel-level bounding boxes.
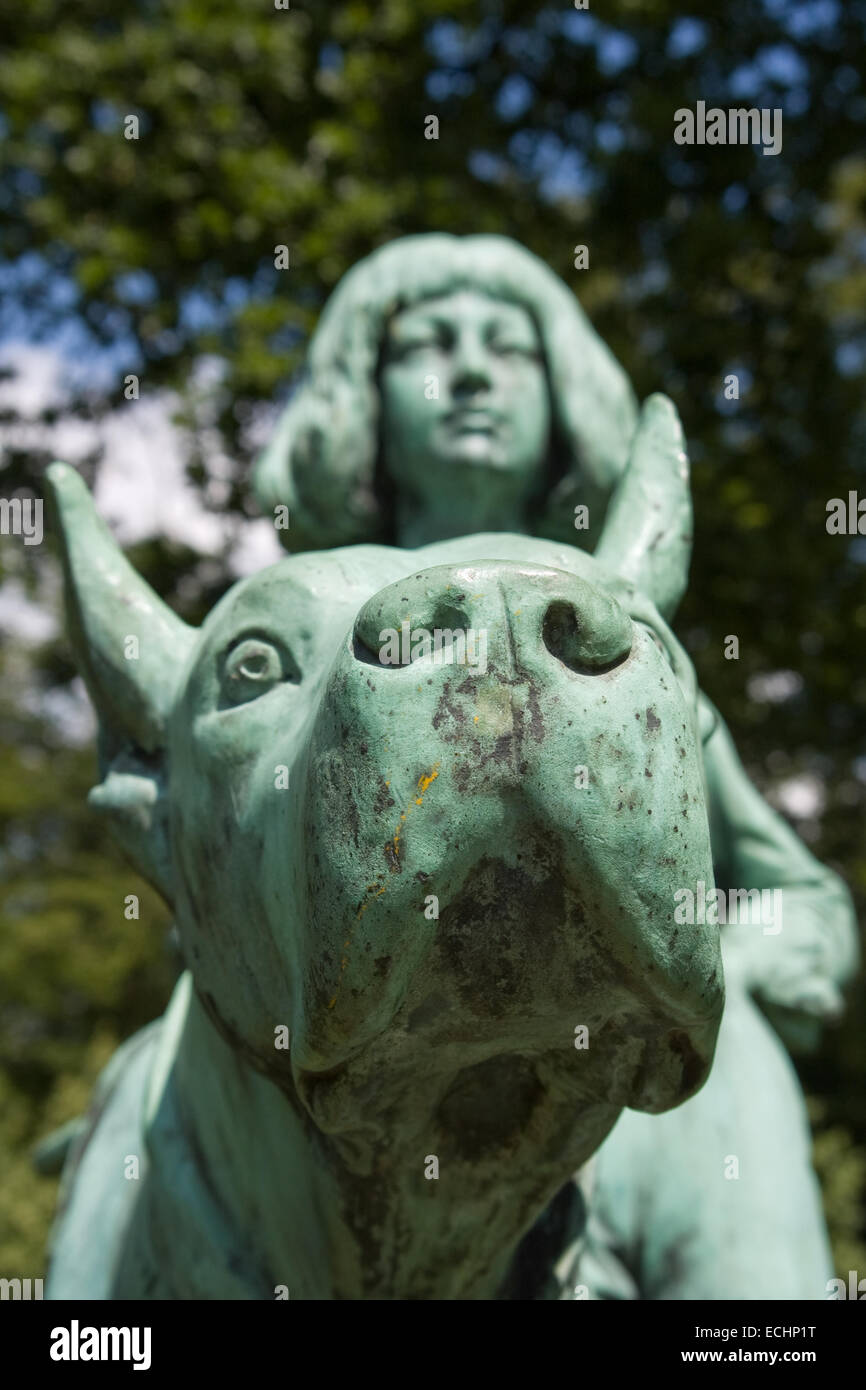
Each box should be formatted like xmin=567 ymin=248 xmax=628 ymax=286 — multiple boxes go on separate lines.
xmin=254 ymin=233 xmax=638 ymax=552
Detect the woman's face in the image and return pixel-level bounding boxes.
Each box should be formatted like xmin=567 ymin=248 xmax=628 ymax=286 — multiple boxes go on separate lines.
xmin=378 ymin=290 xmax=551 ymax=507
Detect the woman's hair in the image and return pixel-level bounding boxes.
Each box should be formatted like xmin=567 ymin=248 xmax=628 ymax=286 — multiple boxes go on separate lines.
xmin=254 ymin=233 xmax=638 ymax=551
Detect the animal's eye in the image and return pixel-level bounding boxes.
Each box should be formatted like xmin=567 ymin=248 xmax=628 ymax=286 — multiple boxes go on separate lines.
xmin=222 ymin=639 xmax=286 ymax=705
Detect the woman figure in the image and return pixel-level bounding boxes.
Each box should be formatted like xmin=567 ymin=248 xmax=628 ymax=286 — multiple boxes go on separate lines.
xmin=255 ymin=233 xmax=857 ymax=1299
xmin=256 ymin=233 xmax=636 ymax=555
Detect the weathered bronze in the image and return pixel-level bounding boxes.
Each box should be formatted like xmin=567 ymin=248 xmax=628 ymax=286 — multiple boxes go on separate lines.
xmin=44 ymin=421 xmax=722 ymax=1298
xmin=43 ymin=235 xmax=856 ymax=1300
xmin=253 ymin=235 xmax=858 ymax=1299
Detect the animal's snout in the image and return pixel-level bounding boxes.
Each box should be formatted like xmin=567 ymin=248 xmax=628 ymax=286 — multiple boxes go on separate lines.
xmin=352 ymin=562 xmax=633 ymax=676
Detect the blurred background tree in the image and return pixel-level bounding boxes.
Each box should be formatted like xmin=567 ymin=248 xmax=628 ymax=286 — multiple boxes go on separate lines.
xmin=1 ymin=0 xmax=865 ymax=1279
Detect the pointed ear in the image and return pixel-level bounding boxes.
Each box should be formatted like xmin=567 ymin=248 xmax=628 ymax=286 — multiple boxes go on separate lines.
xmin=594 ymin=395 xmax=692 ymax=622
xmin=45 ymin=462 xmax=197 ymax=900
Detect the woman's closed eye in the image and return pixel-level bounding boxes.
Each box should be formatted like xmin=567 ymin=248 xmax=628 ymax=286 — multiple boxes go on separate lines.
xmin=489 ymin=337 xmax=540 ymax=359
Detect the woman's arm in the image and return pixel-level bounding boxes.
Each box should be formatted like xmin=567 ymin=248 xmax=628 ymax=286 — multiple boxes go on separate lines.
xmin=701 ymin=693 xmax=859 ymax=1050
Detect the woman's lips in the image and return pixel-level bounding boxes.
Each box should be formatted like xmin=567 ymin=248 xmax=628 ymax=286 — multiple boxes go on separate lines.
xmin=447 ymin=409 xmax=499 ymax=433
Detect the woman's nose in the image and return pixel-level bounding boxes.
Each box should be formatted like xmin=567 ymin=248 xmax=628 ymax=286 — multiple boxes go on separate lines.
xmin=450 ymin=332 xmax=493 ymax=394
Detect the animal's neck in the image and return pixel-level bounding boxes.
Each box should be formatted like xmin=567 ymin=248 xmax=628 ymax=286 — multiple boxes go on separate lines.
xmin=142 ymin=976 xmax=617 ymax=1299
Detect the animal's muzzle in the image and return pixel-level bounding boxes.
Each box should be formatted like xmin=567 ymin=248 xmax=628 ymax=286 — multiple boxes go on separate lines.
xmin=352 ymin=562 xmax=634 ymax=680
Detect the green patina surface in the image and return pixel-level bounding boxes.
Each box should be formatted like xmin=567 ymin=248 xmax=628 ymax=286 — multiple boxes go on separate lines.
xmin=41 ymin=236 xmax=857 ymax=1300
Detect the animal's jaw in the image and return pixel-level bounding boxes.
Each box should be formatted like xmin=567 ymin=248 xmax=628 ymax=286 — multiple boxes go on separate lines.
xmin=158 ymin=976 xmax=619 ymax=1299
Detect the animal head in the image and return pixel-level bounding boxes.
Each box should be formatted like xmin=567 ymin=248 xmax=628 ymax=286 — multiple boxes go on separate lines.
xmin=46 ymin=396 xmax=722 ymax=1165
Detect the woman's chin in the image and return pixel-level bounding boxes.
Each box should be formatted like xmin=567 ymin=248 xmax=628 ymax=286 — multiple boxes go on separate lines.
xmin=437 ymin=440 xmax=527 ymax=474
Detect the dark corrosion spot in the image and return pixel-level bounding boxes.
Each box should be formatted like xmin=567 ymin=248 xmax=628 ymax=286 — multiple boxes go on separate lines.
xmin=436 ymin=1055 xmax=542 ymax=1161
xmin=646 ymin=707 xmax=661 ymax=732
xmin=437 ymin=854 xmax=565 ymax=1016
xmin=373 ymin=777 xmax=396 ymax=815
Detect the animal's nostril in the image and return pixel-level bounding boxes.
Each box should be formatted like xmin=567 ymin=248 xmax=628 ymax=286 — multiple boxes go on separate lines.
xmin=431 ymin=603 xmax=469 ymax=634
xmin=352 ymin=628 xmax=385 ymax=666
xmin=354 ymin=598 xmax=474 ymax=668
xmin=542 ymin=602 xmax=581 ymax=667
xmin=542 ymin=598 xmax=632 ymax=674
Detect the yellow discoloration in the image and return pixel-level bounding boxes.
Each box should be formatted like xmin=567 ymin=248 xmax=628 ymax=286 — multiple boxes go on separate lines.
xmin=357 ymin=883 xmax=386 ymax=919
xmin=327 ymin=763 xmax=440 ymax=1010
xmin=416 ymin=766 xmax=440 ymax=795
